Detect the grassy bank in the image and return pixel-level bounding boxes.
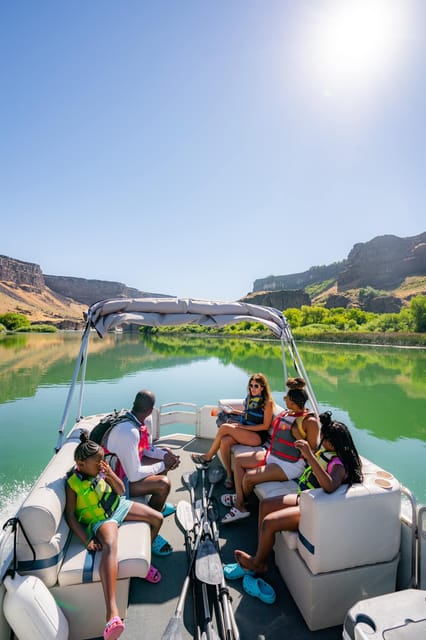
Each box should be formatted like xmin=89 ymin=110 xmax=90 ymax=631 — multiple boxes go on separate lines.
xmin=291 ymin=330 xmax=426 ymax=347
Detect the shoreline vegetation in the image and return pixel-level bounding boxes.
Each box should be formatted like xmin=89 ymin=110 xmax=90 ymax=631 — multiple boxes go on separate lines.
xmin=1 ymin=299 xmax=425 ymax=347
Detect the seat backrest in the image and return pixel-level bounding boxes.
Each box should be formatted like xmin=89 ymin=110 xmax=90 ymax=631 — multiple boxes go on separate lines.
xmin=297 ymin=457 xmax=401 ymax=574
xmin=16 ymin=440 xmax=77 ymax=587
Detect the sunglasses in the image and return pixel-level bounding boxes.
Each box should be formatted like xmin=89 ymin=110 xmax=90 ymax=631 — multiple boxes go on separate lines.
xmin=249 ymin=382 xmax=262 ymax=388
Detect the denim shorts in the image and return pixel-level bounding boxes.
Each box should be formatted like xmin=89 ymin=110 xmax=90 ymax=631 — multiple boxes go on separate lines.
xmin=91 ymin=496 xmax=132 ymax=537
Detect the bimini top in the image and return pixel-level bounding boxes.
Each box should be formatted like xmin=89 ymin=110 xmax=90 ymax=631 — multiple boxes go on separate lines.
xmin=86 ymin=297 xmax=289 ymax=340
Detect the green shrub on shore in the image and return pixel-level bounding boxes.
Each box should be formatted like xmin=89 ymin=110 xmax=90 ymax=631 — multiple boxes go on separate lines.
xmin=20 ymin=324 xmax=58 ymax=333
xmin=0 ymin=312 xmax=31 ymax=331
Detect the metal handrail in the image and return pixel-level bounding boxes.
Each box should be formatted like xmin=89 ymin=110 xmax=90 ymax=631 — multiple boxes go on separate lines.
xmin=400 ymin=484 xmax=418 ymax=588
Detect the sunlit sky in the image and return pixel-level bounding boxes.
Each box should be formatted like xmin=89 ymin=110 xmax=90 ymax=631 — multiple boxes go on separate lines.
xmin=1 ymin=0 xmax=425 ymax=300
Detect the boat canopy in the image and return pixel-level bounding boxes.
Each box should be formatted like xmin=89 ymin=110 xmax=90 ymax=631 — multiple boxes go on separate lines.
xmin=87 ymin=297 xmax=288 ymax=339
xmin=56 ymin=297 xmax=319 ymax=450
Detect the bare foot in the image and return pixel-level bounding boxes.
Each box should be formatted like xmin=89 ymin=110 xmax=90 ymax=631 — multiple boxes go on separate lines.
xmin=234 ymin=549 xmax=267 ymax=573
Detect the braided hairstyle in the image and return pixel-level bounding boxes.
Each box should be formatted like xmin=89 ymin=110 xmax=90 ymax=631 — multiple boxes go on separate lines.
xmin=74 ymin=430 xmax=103 ymax=463
xmin=286 ymin=377 xmax=309 ymax=409
xmin=319 ymin=412 xmax=363 ymax=485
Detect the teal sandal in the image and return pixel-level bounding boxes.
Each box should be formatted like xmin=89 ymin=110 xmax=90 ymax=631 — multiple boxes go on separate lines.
xmin=162 ymin=502 xmax=176 ymax=517
xmin=152 ymin=534 xmax=173 ymax=557
xmin=242 ymin=574 xmax=276 ymax=604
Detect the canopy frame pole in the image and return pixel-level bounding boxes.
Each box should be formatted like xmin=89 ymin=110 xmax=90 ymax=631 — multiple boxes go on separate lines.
xmin=280 ymin=336 xmax=288 ymax=384
xmin=55 ymin=322 xmax=91 ymax=452
xmin=76 ymin=331 xmax=90 ymax=423
xmin=282 ymin=323 xmax=320 ymax=419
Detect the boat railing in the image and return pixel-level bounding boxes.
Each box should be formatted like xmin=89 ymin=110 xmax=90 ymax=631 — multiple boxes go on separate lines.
xmin=151 ymin=402 xmax=218 ymax=440
xmin=417 ymin=504 xmax=426 ymax=589
xmin=399 ymin=485 xmax=419 ymax=590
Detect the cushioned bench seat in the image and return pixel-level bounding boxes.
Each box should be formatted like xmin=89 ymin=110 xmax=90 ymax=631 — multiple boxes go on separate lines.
xmin=274 ymin=457 xmax=401 ymax=630
xmin=15 ymin=415 xmax=152 ymax=640
xmin=217 ymin=400 xmax=403 ymax=631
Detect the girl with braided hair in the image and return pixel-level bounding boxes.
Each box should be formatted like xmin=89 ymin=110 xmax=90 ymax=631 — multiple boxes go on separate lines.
xmin=231 ymin=412 xmax=363 ymax=576
xmin=65 ymin=431 xmax=164 ymax=640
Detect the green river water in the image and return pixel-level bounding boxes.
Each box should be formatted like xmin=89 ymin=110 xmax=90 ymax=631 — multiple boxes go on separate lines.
xmin=0 ymin=332 xmax=425 ymax=525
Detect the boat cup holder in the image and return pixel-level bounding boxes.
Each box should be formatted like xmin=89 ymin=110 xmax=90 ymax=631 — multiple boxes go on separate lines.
xmin=374 ymin=470 xmax=394 ymax=490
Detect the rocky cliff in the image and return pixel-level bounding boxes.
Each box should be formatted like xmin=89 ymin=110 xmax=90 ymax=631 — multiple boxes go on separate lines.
xmin=338 ymin=233 xmax=426 ymax=290
xmin=0 ymin=255 xmax=45 ymax=289
xmin=0 ymin=255 xmax=164 ymax=326
xmin=241 ymin=290 xmax=310 ymax=310
xmin=1 ymin=232 xmax=425 ymax=325
xmin=254 ymin=262 xmax=344 ymax=292
xmin=254 ymin=233 xmax=426 ymax=295
xmin=44 ymin=275 xmax=163 ymax=307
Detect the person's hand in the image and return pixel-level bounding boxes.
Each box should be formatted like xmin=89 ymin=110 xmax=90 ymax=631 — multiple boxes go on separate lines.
xmin=99 ymin=459 xmax=114 ymax=480
xmin=164 ymin=451 xmax=180 ymax=471
xmin=86 ymin=538 xmax=102 ymax=552
xmin=294 ymin=439 xmax=313 ymax=460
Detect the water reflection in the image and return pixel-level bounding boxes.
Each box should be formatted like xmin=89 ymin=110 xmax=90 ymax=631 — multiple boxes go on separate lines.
xmin=0 ymin=332 xmax=425 ymax=513
xmin=1 ymin=332 xmax=424 ymax=444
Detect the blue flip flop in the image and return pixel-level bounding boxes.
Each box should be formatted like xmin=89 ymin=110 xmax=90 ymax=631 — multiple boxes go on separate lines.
xmin=162 ymin=502 xmax=176 ymax=517
xmin=152 ymin=534 xmax=173 ymax=557
xmin=223 ymin=562 xmax=255 ymax=580
xmin=242 ymin=574 xmax=276 ymax=604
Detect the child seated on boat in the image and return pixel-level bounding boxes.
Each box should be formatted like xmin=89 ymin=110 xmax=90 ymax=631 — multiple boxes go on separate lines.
xmin=191 ymin=373 xmax=274 ymax=489
xmin=232 ymin=413 xmax=363 ymax=574
xmin=65 ymin=431 xmax=165 ymax=640
xmin=221 ymin=377 xmax=319 ymax=523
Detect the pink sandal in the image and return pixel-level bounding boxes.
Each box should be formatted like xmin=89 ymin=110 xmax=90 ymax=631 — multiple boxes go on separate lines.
xmin=145 ymin=564 xmax=162 ymax=584
xmin=103 ymin=616 xmax=125 ymax=640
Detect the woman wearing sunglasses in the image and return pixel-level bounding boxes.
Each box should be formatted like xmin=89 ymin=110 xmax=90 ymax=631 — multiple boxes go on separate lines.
xmin=221 ymin=377 xmax=319 ymax=523
xmin=191 ymin=373 xmax=274 ymax=489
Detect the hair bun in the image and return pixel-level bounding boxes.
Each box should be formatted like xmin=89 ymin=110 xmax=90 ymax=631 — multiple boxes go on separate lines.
xmin=79 ymin=429 xmax=90 ymax=443
xmin=286 ymin=377 xmax=306 ymax=390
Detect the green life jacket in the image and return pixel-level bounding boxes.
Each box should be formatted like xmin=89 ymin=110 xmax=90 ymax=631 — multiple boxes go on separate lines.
xmin=67 ymin=471 xmax=120 ymax=530
xmin=298 ymin=449 xmax=338 ymax=493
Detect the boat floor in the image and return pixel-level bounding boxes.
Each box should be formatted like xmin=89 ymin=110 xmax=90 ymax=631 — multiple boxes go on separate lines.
xmin=92 ymin=434 xmax=343 ymax=640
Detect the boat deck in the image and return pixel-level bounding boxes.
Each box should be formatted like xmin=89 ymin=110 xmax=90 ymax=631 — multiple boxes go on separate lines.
xmin=105 ymin=434 xmax=343 ymax=640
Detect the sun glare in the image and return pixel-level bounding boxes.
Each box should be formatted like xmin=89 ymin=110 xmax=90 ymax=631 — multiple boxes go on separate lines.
xmin=306 ymin=0 xmax=410 ymax=98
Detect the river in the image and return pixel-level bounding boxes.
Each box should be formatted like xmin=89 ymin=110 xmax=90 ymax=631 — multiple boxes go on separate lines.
xmin=0 ymin=331 xmax=425 ymax=527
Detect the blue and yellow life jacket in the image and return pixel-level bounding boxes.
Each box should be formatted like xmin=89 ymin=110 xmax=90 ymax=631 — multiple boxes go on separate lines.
xmin=67 ymin=471 xmax=120 ymax=528
xmin=298 ymin=448 xmax=338 ymax=492
xmin=241 ymin=394 xmax=265 ymax=425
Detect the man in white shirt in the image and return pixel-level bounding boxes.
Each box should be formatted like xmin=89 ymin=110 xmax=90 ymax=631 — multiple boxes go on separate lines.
xmin=106 ymin=390 xmax=180 ymax=512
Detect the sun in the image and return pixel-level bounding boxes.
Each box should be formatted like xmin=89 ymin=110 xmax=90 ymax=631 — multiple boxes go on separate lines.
xmin=305 ymin=0 xmax=411 ymax=98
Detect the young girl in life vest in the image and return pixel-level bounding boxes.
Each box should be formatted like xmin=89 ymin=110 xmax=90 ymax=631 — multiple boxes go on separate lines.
xmin=232 ymin=412 xmax=363 ymax=575
xmin=65 ymin=431 xmax=164 ymax=640
xmin=191 ymin=373 xmax=275 ymax=489
xmin=221 ymin=377 xmax=319 ymax=523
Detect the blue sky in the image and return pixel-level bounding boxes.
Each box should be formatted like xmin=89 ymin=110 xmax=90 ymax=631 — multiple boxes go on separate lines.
xmin=1 ymin=1 xmax=425 ymax=300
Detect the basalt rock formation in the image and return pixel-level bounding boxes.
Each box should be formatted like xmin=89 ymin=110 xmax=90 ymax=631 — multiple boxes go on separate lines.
xmin=240 ymin=290 xmax=310 ymax=310
xmin=44 ymin=275 xmax=160 ymax=307
xmin=253 ymin=233 xmax=426 ymax=309
xmin=0 ymin=255 xmax=45 ymax=289
xmin=338 ymin=234 xmax=426 ymax=290
xmin=254 ymin=262 xmax=344 ymax=293
xmin=0 ymin=255 xmax=163 ymax=326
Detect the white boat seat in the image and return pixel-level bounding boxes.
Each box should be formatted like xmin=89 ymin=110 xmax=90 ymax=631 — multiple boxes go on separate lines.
xmin=274 ymin=457 xmax=402 ymax=630
xmin=58 ymin=521 xmax=150 ymax=587
xmin=14 ymin=418 xmax=152 ymax=640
